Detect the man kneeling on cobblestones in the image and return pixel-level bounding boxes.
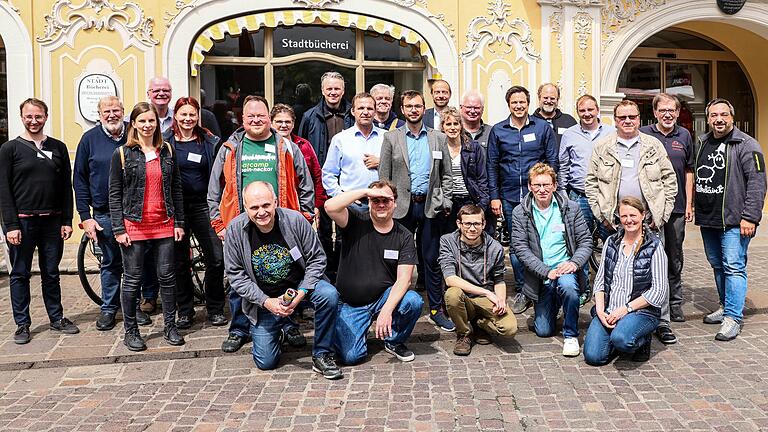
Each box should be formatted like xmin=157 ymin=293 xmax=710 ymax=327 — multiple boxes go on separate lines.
xmin=223 ymin=181 xmax=342 ymax=379
xmin=440 ymin=204 xmax=517 ymax=356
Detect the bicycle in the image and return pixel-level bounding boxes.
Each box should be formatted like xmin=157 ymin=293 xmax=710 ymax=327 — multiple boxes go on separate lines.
xmin=77 ymin=227 xmax=207 ymax=306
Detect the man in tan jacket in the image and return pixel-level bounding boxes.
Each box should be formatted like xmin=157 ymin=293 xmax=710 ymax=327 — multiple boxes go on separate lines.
xmin=585 ymin=99 xmax=678 ymax=344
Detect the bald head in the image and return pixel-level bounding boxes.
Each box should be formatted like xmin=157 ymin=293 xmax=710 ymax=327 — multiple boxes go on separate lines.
xmin=243 ymin=181 xmax=278 ymax=232
xmin=147 ymin=76 xmax=172 ymax=112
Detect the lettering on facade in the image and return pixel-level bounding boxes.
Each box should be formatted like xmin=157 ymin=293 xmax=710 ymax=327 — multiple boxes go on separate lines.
xmin=77 ymin=74 xmax=118 ymax=123
xmin=717 ymin=0 xmax=747 ymax=15
xmin=281 ymin=38 xmax=350 ymax=51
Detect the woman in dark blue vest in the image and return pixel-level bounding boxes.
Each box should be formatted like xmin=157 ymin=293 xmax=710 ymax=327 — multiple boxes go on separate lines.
xmin=584 ymin=197 xmax=668 ymax=365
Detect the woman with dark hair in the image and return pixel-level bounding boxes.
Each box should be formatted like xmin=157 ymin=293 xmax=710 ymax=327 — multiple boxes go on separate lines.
xmin=583 ymin=197 xmax=668 ymax=365
xmin=109 ymin=102 xmax=185 ymax=351
xmin=440 ymin=107 xmax=489 ymax=230
xmin=164 ymin=97 xmax=227 ymax=329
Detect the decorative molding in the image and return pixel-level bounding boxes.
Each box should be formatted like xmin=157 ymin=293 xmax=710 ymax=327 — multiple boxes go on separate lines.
xmin=37 ymin=0 xmax=158 ymax=46
xmin=577 ymin=73 xmax=588 ymax=97
xmin=1 ymin=0 xmax=19 ymax=14
xmin=461 ymin=0 xmax=540 ymax=59
xmin=390 ymin=0 xmax=428 ymax=6
xmin=292 ymin=0 xmax=344 ymax=8
xmin=548 ymin=10 xmax=563 ymax=48
xmin=164 ymin=0 xmax=201 ymax=27
xmin=428 ymin=12 xmax=456 ymax=42
xmin=601 ymin=0 xmax=666 ymax=50
xmin=574 ymin=11 xmax=592 ymax=58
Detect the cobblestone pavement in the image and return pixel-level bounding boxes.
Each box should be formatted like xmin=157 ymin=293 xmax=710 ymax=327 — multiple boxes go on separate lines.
xmin=0 ymin=242 xmax=766 ymax=431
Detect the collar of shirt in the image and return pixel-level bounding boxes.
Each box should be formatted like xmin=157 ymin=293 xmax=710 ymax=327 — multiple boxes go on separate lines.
xmin=508 ymin=115 xmax=533 ymax=129
xmin=650 ymin=123 xmax=680 ymax=138
xmin=405 ymin=124 xmax=428 ymax=139
xmin=617 ymin=135 xmax=639 ymax=149
xmin=580 ymin=122 xmax=602 ymax=135
xmin=100 ymin=122 xmax=125 ymax=141
xmin=352 ymin=125 xmax=380 ymax=140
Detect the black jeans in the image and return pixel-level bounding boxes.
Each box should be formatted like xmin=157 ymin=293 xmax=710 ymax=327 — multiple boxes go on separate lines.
xmin=174 ymin=198 xmax=225 ymax=317
xmin=121 ymin=237 xmax=177 ymax=330
xmin=318 ymin=207 xmax=338 ymax=280
xmin=8 ymin=215 xmax=65 ymax=326
xmin=664 ymin=213 xmax=686 ymax=309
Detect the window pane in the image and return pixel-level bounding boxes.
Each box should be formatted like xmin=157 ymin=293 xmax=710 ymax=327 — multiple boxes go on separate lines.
xmin=640 ymin=30 xmax=723 ymax=51
xmin=617 ymin=60 xmax=661 ymax=130
xmin=665 ymin=62 xmax=709 ymax=137
xmin=273 ymin=61 xmax=356 ymax=128
xmin=718 ymin=61 xmax=756 ymax=137
xmin=273 ymin=25 xmax=356 ymax=60
xmin=209 ymin=30 xmax=264 ymax=57
xmin=364 ymin=31 xmax=422 ymax=62
xmin=200 ymin=64 xmax=265 ymax=137
xmin=364 ymin=69 xmax=424 ymax=116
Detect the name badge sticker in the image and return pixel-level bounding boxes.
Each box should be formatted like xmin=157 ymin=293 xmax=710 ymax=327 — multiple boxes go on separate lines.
xmin=265 ymin=144 xmax=276 ymax=153
xmin=384 ymin=249 xmax=399 ymax=260
xmin=523 ymin=133 xmax=536 ymax=142
xmin=432 ymin=151 xmax=443 ymax=160
xmin=42 ymin=150 xmax=53 ymax=159
xmin=187 ymin=152 xmax=202 ymax=163
xmin=36 ymin=152 xmax=45 ymax=159
xmin=558 ymin=127 xmax=568 ymax=135
xmin=145 ymin=152 xmax=158 ymax=162
xmin=552 ymin=223 xmax=565 ymax=233
xmin=620 ymin=159 xmax=635 ymax=168
xmin=289 ymin=246 xmax=302 ymax=261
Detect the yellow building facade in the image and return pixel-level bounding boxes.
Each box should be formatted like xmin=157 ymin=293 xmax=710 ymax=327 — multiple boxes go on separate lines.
xmin=0 ymin=0 xmax=764 ymax=154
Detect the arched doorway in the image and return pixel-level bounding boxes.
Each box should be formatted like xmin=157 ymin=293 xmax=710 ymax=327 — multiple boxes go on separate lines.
xmin=0 ymin=4 xmax=33 ymax=140
xmin=616 ymin=28 xmax=755 ymax=138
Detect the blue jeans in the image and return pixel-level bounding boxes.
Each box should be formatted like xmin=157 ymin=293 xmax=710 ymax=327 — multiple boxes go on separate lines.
xmin=700 ymin=226 xmax=751 ymax=322
xmin=501 ymin=199 xmax=525 ymax=293
xmin=583 ymin=311 xmax=659 ymax=366
xmin=569 ymin=190 xmax=593 ymax=284
xmin=248 ymin=280 xmax=339 ymax=370
xmin=533 ymin=273 xmax=580 ymax=338
xmin=335 ymin=287 xmax=424 ymax=365
xmin=93 ymin=212 xmax=122 ymax=314
xmin=398 ymin=200 xmax=444 ymax=311
xmin=228 ymin=289 xmax=251 ymax=338
xmin=8 ymin=215 xmax=65 ymax=326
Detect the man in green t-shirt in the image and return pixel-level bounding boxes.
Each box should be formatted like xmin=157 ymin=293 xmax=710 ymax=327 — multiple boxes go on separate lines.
xmin=241 ymin=121 xmax=279 ymax=193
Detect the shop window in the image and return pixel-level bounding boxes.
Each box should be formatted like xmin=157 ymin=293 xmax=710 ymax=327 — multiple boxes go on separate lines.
xmin=640 ymin=30 xmax=724 ymax=51
xmin=717 ymin=61 xmax=755 ymax=136
xmin=274 ymin=62 xmax=355 ymax=112
xmin=200 ymin=64 xmax=265 ymax=138
xmin=364 ymin=69 xmax=424 ymax=115
xmin=273 ymin=25 xmax=356 ymax=60
xmin=209 ymin=30 xmax=264 ymax=57
xmin=364 ymin=32 xmax=421 ymax=62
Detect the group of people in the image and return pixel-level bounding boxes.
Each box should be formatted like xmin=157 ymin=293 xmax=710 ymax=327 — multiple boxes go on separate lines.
xmin=0 ymin=70 xmax=764 ymax=377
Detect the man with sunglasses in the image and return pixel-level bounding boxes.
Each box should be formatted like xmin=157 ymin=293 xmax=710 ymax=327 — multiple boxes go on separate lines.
xmin=511 ymin=163 xmax=591 ymax=357
xmin=440 ymin=204 xmax=517 ymax=356
xmin=325 ymin=180 xmax=424 ymax=364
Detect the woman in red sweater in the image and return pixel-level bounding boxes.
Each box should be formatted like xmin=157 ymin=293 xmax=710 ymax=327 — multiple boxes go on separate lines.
xmin=109 ymin=102 xmax=186 ymax=351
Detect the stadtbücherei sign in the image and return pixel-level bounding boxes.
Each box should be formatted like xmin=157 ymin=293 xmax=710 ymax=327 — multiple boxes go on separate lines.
xmin=717 ymin=0 xmax=747 ymax=15
xmin=77 ymin=74 xmax=117 ymax=123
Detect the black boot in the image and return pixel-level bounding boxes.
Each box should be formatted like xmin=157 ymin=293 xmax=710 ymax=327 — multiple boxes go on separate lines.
xmin=631 ymin=341 xmax=651 ymax=362
xmin=124 ymin=328 xmax=147 ymax=351
xmin=164 ymin=325 xmax=185 ymax=346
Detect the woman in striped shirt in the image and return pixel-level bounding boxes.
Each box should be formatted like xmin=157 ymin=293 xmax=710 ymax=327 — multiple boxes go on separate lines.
xmin=583 ymin=196 xmax=668 ymax=365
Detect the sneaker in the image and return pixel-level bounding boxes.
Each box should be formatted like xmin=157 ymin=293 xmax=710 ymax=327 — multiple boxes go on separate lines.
xmin=135 ymin=309 xmax=152 ymax=326
xmin=670 ymin=305 xmax=685 ymax=322
xmin=703 ymin=307 xmax=724 ymax=324
xmin=473 ymin=326 xmax=492 ymax=345
xmin=562 ymin=337 xmax=580 ymax=357
xmin=221 ymin=333 xmax=249 ymax=353
xmin=283 ymin=327 xmax=307 ymax=348
xmin=312 ymin=353 xmax=343 ymax=380
xmin=163 ymin=325 xmax=185 ymax=346
xmin=429 ymin=310 xmax=456 ymax=332
xmin=50 ymin=317 xmax=80 ymax=334
xmin=95 ymin=312 xmax=116 ymax=331
xmin=384 ymin=342 xmax=415 ymax=362
xmin=453 ymin=335 xmax=472 ymax=356
xmin=176 ymin=315 xmax=194 ymax=330
xmin=139 ymin=298 xmax=156 ymax=313
xmin=511 ymin=292 xmax=532 ymax=314
xmin=13 ymin=325 xmax=30 ymax=345
xmin=715 ymin=316 xmax=741 ymax=341
xmin=655 ymin=326 xmax=678 ymax=345
xmin=631 ymin=341 xmax=651 ymax=362
xmin=208 ymin=313 xmax=228 ymax=326
xmin=123 ymin=328 xmax=146 ymax=351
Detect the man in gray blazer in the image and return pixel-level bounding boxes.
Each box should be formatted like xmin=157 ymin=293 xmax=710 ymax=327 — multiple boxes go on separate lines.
xmin=379 ymin=90 xmax=454 ymax=332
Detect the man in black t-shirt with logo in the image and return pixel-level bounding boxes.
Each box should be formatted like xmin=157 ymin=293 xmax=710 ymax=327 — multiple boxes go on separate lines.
xmin=325 ymin=180 xmax=424 ymax=364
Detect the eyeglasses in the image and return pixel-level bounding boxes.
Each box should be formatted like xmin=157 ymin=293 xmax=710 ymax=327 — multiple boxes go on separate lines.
xmin=461 ymin=106 xmax=482 ymax=112
xmin=460 ymin=221 xmax=483 ymax=229
xmin=530 ymin=183 xmax=553 ymax=190
xmin=370 ymin=197 xmax=394 ymax=205
xmin=615 ymin=115 xmax=639 ymax=121
xmin=656 ymin=109 xmax=678 ymax=114
xmin=149 ymin=88 xmax=171 ymax=94
xmin=403 ymin=104 xmax=424 ymax=110
xmin=244 ymin=114 xmax=269 ymax=122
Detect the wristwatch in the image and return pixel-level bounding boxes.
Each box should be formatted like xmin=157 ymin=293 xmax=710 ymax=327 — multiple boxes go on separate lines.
xmin=625 ymin=302 xmax=634 ymax=313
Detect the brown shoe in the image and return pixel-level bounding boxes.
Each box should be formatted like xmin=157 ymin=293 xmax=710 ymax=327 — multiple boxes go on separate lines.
xmin=139 ymin=298 xmax=156 ymax=313
xmin=474 ymin=327 xmax=492 ymax=345
xmin=453 ymin=335 xmax=472 ymax=356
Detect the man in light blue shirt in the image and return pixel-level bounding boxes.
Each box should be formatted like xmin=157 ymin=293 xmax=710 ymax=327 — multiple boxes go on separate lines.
xmin=322 ymin=92 xmax=384 ymax=211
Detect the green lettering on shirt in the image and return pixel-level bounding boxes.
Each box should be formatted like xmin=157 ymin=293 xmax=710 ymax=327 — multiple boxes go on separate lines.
xmin=241 ymin=134 xmax=278 ymax=194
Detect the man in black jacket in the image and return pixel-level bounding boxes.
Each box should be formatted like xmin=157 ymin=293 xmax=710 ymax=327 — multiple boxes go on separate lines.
xmin=0 ymin=98 xmax=79 ymax=344
xmin=532 ymin=83 xmax=576 ymax=151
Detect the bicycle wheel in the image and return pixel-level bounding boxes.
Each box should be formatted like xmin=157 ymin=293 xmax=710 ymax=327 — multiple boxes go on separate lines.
xmin=189 ymin=234 xmax=206 ymax=303
xmin=77 ymin=233 xmax=104 ymax=306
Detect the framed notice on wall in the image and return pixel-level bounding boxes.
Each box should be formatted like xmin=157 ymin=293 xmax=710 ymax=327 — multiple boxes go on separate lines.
xmin=77 ymin=74 xmax=118 ymax=123
xmin=717 ymin=0 xmax=747 ymax=15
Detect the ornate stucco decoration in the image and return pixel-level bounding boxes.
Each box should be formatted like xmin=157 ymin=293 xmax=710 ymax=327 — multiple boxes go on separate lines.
xmin=574 ymin=11 xmax=592 ymax=58
xmin=1 ymin=0 xmax=19 ymax=14
xmin=462 ymin=0 xmax=540 ymax=59
xmin=292 ymin=0 xmax=344 ymax=8
xmin=577 ymin=73 xmax=588 ymax=97
xmin=37 ymin=0 xmax=158 ymax=45
xmin=391 ymin=0 xmax=428 ymax=6
xmin=164 ymin=0 xmax=202 ymax=27
xmin=548 ymin=10 xmax=563 ymax=48
xmin=602 ymin=0 xmax=666 ymax=49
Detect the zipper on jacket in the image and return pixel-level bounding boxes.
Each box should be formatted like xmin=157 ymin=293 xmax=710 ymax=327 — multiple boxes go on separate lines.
xmin=722 ymin=143 xmax=729 ymax=229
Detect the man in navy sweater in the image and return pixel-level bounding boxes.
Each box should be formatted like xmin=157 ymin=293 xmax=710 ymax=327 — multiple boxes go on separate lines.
xmin=73 ymin=96 xmax=130 ymax=331
xmin=0 ymin=98 xmax=79 ymax=344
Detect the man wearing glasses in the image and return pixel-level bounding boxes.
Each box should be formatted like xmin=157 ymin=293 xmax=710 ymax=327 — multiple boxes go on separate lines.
xmin=440 ymin=204 xmax=517 ymax=356
xmin=325 ymin=181 xmax=424 ymax=364
xmin=460 ymin=90 xmax=491 ymax=150
xmin=147 ymin=77 xmax=174 ymax=133
xmin=510 ymin=163 xmax=591 ymax=357
xmin=640 ymin=93 xmax=694 ymax=343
